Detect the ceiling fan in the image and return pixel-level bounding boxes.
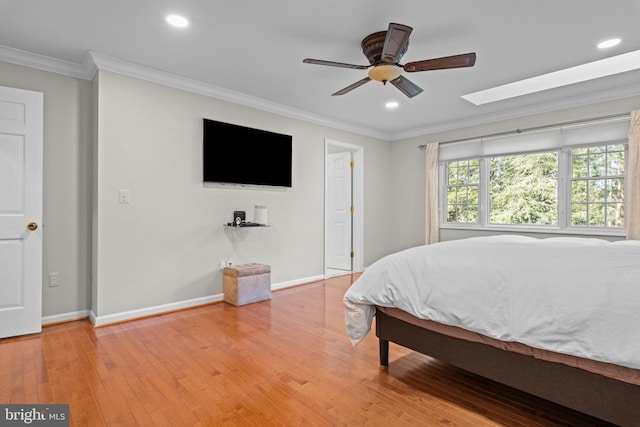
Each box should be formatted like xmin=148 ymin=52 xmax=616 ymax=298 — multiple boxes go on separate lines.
xmin=303 ymin=23 xmax=476 ymax=98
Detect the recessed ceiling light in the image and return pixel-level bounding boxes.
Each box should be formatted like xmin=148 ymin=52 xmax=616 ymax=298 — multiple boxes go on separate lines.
xmin=385 ymin=101 xmax=399 ymax=109
xmin=461 ymin=49 xmax=640 ymax=105
xmin=166 ymin=14 xmax=189 ymax=28
xmin=597 ymin=38 xmax=621 ymax=49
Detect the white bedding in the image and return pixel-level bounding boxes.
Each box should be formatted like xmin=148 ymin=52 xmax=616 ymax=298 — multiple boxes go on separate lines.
xmin=343 ymin=235 xmax=640 ymax=369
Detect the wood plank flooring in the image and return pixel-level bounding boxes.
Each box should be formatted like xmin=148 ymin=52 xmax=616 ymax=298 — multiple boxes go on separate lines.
xmin=0 ymin=274 xmax=615 ymax=426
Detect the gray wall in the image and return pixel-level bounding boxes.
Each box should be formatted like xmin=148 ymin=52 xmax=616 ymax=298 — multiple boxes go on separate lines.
xmin=91 ymin=70 xmax=394 ymax=319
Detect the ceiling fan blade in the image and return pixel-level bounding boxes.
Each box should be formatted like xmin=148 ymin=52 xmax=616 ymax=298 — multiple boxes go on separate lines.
xmin=403 ymin=52 xmax=476 ymax=72
xmin=332 ymin=77 xmax=372 ymax=96
xmin=381 ymin=23 xmax=412 ymax=63
xmin=390 ymin=75 xmax=423 ymax=98
xmin=303 ymin=58 xmax=369 ymax=70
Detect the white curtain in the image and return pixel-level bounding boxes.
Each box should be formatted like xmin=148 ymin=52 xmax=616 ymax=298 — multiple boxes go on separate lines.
xmin=425 ymin=142 xmax=439 ymax=244
xmin=627 ymin=110 xmax=640 ymax=240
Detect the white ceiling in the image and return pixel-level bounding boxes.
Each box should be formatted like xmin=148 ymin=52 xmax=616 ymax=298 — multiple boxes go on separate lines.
xmin=1 ymin=0 xmax=639 ymax=140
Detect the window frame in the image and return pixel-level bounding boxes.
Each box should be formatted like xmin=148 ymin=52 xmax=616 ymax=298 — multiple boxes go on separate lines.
xmin=439 ymin=141 xmax=628 ymax=237
xmin=443 ymin=159 xmax=481 ymax=224
xmin=567 ymin=143 xmax=626 ymax=229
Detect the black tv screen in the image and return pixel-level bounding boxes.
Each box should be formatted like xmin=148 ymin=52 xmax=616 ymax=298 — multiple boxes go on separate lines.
xmin=203 ymin=118 xmax=292 ymax=187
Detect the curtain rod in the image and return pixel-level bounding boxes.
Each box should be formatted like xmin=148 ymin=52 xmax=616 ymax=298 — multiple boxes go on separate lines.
xmin=417 ymin=113 xmax=630 ymax=150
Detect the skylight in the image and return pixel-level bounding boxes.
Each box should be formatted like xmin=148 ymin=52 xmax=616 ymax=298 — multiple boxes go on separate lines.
xmin=462 ymin=48 xmax=640 ymax=106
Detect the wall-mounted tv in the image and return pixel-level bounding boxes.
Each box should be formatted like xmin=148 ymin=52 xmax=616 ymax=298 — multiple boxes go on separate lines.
xmin=203 ymin=118 xmax=292 ymax=188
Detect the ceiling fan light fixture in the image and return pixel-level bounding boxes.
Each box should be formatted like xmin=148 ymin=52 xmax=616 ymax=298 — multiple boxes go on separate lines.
xmin=303 ymin=22 xmax=473 ymax=97
xmin=368 ymin=65 xmax=400 ymax=83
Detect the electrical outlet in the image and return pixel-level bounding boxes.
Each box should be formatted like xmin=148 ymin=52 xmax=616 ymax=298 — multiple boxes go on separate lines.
xmin=49 ymin=272 xmax=59 ymax=287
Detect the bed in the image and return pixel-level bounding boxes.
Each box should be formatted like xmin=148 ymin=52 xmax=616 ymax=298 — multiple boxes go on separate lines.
xmin=343 ymin=235 xmax=640 ymax=426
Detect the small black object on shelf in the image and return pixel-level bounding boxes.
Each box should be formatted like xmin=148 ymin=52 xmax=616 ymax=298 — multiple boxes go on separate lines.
xmin=233 ymin=210 xmax=246 ymax=226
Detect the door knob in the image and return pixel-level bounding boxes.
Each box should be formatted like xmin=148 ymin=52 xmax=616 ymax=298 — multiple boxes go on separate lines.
xmin=27 ymin=221 xmax=38 ymax=231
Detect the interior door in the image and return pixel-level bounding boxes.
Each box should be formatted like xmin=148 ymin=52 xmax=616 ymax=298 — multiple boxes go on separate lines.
xmin=326 ymin=151 xmax=352 ymax=271
xmin=0 ymin=85 xmax=43 ymax=338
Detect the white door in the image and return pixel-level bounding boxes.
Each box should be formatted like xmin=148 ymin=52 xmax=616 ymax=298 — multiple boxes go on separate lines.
xmin=326 ymin=151 xmax=352 ymax=271
xmin=0 ymin=85 xmax=43 ymax=338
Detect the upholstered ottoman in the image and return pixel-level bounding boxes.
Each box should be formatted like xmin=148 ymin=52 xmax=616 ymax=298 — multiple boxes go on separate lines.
xmin=223 ymin=263 xmax=271 ymax=306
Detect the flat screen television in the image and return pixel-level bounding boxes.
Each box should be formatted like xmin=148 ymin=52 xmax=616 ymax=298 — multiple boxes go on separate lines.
xmin=203 ymin=118 xmax=292 ymax=188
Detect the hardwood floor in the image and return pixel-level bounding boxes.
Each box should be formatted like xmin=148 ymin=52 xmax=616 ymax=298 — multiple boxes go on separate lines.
xmin=1 ymin=274 xmax=614 ymax=426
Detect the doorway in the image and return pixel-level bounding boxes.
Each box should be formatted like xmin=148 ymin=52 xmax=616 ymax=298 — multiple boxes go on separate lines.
xmin=325 ymin=139 xmax=363 ymax=277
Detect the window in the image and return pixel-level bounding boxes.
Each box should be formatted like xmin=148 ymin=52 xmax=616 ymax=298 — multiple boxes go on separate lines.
xmin=489 ymin=152 xmax=558 ymax=225
xmin=439 ymin=116 xmax=629 ymax=235
xmin=446 ymin=159 xmax=479 ymax=223
xmin=571 ymin=144 xmax=625 ymax=227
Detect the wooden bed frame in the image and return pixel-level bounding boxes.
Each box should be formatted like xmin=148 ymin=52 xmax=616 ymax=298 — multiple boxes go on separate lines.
xmin=375 ymin=307 xmax=640 ymax=426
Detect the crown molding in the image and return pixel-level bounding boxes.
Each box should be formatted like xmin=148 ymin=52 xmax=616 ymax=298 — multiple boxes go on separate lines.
xmin=0 ymin=44 xmax=92 ymax=80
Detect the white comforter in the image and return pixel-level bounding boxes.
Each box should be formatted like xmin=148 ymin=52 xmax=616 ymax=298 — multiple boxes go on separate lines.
xmin=344 ymin=235 xmax=640 ymax=369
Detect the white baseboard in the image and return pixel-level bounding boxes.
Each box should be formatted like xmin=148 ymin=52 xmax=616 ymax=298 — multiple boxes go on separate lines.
xmin=271 ymin=275 xmax=324 ymax=291
xmin=88 ymin=275 xmax=325 ymax=327
xmin=42 ymin=310 xmax=91 ymax=326
xmin=90 ymin=294 xmax=223 ymax=327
